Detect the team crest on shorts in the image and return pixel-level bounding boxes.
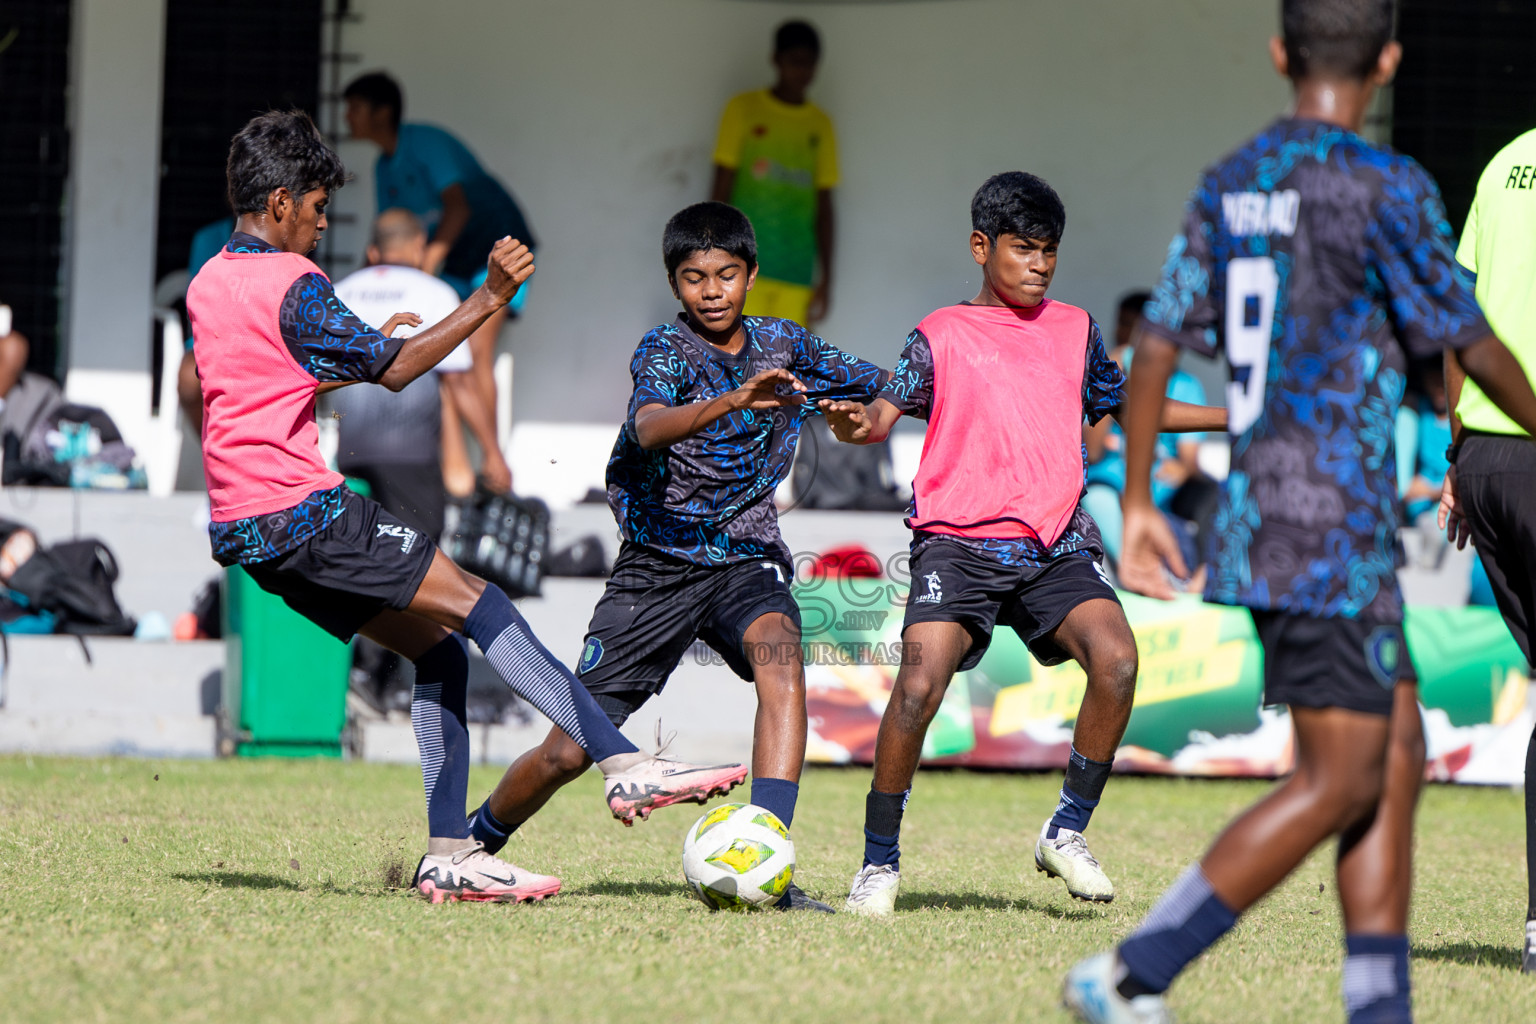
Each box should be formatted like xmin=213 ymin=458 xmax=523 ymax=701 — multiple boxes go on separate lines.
xmin=914 ymin=571 xmax=943 ymax=604
xmin=1365 ymin=626 xmax=1402 ymax=689
xmin=578 ymin=636 xmax=604 ymax=674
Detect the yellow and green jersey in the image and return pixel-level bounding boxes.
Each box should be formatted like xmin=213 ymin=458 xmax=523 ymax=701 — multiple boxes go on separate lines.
xmin=713 ymin=89 xmax=838 ymax=287
xmin=1456 ymin=127 xmax=1536 ymax=436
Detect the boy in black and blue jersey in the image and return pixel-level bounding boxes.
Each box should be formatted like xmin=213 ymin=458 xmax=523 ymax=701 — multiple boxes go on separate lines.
xmin=468 ymin=202 xmax=887 ymax=911
xmin=1066 ymin=2 xmax=1536 ymax=1022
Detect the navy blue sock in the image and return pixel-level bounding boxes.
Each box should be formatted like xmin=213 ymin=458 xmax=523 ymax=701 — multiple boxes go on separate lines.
xmin=463 ymin=585 xmax=637 ymax=762
xmin=750 ymin=777 xmax=800 ymax=829
xmin=1343 ymin=934 xmax=1411 ymax=1024
xmin=1048 ymin=747 xmax=1113 ymax=837
xmin=468 ymin=796 xmax=516 ymax=855
xmin=411 ymin=634 xmax=471 ymax=839
xmin=863 ymin=788 xmax=908 ymax=868
xmin=1117 ymin=863 xmax=1239 ymax=995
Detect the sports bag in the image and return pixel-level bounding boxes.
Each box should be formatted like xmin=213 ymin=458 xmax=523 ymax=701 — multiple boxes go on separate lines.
xmin=442 ymin=489 xmax=550 ymax=599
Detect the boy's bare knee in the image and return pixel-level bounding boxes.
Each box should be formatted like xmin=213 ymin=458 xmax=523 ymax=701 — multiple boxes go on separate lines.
xmin=538 ymin=734 xmax=592 ymax=781
xmin=1311 ymin=767 xmax=1385 ymax=830
xmin=890 ymin=671 xmax=945 ymax=730
xmin=754 ymin=665 xmax=806 ymax=706
xmin=1086 ymin=644 xmax=1139 ymax=705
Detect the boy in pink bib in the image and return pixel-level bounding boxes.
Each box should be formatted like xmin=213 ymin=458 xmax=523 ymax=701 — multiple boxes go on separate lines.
xmin=189 ymin=112 xmax=744 ymax=907
xmin=825 ymin=173 xmax=1224 ymax=915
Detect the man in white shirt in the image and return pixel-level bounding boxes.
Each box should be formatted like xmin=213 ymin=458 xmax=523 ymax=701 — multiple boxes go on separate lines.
xmin=330 ymin=209 xmax=510 ymax=540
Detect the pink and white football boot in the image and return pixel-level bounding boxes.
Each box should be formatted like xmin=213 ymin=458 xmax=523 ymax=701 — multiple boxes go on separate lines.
xmin=413 ymin=843 xmax=561 ymax=904
xmin=603 ymin=756 xmax=748 ymax=826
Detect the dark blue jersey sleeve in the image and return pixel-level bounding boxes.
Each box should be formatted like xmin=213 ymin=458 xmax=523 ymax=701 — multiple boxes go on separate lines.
xmin=278 ymin=273 xmax=404 ymax=383
xmin=877 ymin=329 xmax=934 ymax=420
xmin=623 ymin=332 xmax=695 ymax=444
xmin=1082 ymin=318 xmax=1126 ymax=424
xmin=791 ymin=327 xmax=889 ymax=399
xmin=1143 ymin=179 xmax=1223 ymax=358
xmin=1366 ymin=158 xmax=1490 ymax=359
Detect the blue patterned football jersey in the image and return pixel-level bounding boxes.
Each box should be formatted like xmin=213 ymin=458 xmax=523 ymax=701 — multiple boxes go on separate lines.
xmin=1143 ymin=118 xmax=1489 ymax=620
xmin=607 ymin=315 xmax=887 ymax=565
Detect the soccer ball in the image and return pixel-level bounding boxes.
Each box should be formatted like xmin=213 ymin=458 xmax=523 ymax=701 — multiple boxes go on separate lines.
xmin=681 ymin=802 xmax=795 ymax=910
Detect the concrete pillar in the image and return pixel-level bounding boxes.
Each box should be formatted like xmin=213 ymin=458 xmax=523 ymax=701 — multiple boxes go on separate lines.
xmin=61 ymin=0 xmax=167 ymax=428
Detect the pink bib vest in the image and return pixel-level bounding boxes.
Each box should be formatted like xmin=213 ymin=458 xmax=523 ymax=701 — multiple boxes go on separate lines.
xmin=908 ymin=300 xmax=1092 ymax=546
xmin=188 ymin=249 xmax=344 ymax=521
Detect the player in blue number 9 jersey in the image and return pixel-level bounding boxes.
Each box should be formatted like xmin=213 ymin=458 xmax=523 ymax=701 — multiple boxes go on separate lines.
xmin=1065 ymin=2 xmax=1536 ymax=1023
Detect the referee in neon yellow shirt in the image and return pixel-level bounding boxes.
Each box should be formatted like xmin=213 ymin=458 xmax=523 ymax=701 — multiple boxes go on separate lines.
xmin=710 ymin=21 xmax=838 ymax=328
xmin=1443 ymin=125 xmax=1536 ymax=974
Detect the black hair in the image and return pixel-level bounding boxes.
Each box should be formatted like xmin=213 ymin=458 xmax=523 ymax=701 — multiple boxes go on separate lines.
xmin=226 ymin=110 xmax=348 ymax=216
xmin=663 ymin=202 xmax=757 ymax=277
xmin=971 ymin=172 xmax=1066 ymax=244
xmin=343 ymin=71 xmax=404 ymax=128
xmin=774 ymin=20 xmax=821 ymax=58
xmin=1282 ymin=0 xmax=1395 ymax=80
xmin=1118 ymin=290 xmax=1153 ymax=317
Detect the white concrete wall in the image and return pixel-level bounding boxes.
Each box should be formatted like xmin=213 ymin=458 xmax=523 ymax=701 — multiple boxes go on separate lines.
xmin=332 ymin=0 xmax=1289 ymax=424
xmin=63 ymin=0 xmax=166 ymax=375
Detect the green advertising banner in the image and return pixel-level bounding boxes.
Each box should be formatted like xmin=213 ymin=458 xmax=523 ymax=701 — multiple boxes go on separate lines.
xmin=800 ymin=586 xmax=1532 ymax=784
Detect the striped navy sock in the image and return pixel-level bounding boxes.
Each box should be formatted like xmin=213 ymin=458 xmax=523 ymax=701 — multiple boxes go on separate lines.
xmin=462 ymin=585 xmax=637 ymax=763
xmin=1117 ymin=863 xmax=1238 ymax=994
xmin=411 ymin=634 xmax=471 ymax=839
xmin=1342 ymin=934 xmax=1410 ymax=1023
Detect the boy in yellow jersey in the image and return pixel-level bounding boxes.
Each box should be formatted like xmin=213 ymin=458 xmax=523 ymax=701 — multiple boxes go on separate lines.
xmin=1441 ymin=124 xmax=1536 ymax=973
xmin=711 ymin=21 xmax=837 ymax=327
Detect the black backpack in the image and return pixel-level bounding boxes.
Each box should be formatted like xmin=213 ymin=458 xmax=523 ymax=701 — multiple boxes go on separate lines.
xmin=6 ymin=538 xmax=136 ymax=635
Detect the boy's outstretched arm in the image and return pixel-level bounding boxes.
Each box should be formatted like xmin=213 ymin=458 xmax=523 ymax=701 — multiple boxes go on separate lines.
xmin=1118 ymin=332 xmax=1191 ymax=601
xmin=634 ymin=367 xmax=805 ymax=450
xmin=820 ymin=397 xmax=901 ymax=444
xmin=377 ymin=238 xmax=533 ymax=391
xmin=1156 ymin=399 xmax=1227 ymax=434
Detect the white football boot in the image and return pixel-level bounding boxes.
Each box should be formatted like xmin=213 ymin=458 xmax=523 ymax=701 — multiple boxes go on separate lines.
xmin=845 ymin=863 xmax=900 ymax=917
xmin=1063 ymin=952 xmax=1173 ymax=1024
xmin=1035 ymin=822 xmax=1115 ymax=903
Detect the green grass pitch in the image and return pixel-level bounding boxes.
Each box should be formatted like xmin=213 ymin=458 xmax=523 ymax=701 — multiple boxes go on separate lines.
xmin=0 ymin=757 xmax=1525 ymax=1023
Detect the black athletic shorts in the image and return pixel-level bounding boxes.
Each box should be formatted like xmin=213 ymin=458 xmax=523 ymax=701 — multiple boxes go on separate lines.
xmin=340 ymin=461 xmax=445 ymax=541
xmin=574 ymin=542 xmax=801 ymax=700
xmin=902 ymin=537 xmax=1119 ymax=671
xmin=241 ymin=488 xmax=437 ymax=642
xmin=1249 ymin=609 xmax=1417 ymax=717
xmin=1454 ymin=433 xmax=1536 ymax=665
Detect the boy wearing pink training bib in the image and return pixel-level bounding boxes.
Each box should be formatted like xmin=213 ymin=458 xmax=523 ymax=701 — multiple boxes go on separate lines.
xmin=189 ymin=112 xmax=745 ymax=907
xmin=825 ymin=173 xmax=1225 ymax=915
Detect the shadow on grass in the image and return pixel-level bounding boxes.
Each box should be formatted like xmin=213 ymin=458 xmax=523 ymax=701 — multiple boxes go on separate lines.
xmin=1412 ymin=941 xmax=1523 ymax=972
xmin=171 ymin=870 xmax=304 ymax=891
xmin=899 ymin=889 xmax=1098 ymax=920
xmin=573 ymin=879 xmax=691 ymax=899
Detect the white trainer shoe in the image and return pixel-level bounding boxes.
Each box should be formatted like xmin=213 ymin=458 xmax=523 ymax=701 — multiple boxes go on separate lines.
xmin=845 ymin=863 xmax=900 ymax=917
xmin=1035 ymin=822 xmax=1115 ymax=903
xmin=1063 ymin=952 xmax=1173 ymax=1024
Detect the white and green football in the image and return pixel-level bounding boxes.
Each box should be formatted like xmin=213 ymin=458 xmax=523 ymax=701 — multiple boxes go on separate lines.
xmin=681 ymin=802 xmax=795 ymax=910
